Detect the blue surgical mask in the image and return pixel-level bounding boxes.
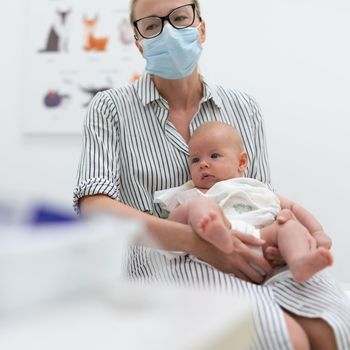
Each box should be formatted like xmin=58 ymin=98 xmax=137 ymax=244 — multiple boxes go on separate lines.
xmin=141 ymin=24 xmax=203 ymax=80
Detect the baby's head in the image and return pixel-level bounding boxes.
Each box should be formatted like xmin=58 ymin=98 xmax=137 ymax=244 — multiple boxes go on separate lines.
xmin=188 ymin=121 xmax=248 ymax=189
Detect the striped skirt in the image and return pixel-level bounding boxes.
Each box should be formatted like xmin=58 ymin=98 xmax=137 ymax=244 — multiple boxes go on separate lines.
xmin=127 ymin=246 xmax=350 ymax=350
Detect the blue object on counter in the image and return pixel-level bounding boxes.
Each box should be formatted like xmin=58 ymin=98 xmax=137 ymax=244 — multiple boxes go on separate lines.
xmin=0 ymin=200 xmax=79 ymax=226
xmin=28 ymin=205 xmax=78 ymax=225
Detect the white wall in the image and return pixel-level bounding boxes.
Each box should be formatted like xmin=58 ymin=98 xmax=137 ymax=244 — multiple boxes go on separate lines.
xmin=200 ymin=0 xmax=350 ymax=282
xmin=0 ymin=2 xmax=82 ymax=208
xmin=1 ymin=1 xmax=350 ymax=282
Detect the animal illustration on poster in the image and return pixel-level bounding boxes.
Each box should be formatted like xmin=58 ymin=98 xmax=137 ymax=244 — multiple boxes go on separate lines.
xmin=22 ymin=0 xmax=144 ymax=134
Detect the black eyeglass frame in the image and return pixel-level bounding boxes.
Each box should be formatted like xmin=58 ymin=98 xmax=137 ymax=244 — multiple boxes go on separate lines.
xmin=133 ymin=3 xmax=201 ymax=40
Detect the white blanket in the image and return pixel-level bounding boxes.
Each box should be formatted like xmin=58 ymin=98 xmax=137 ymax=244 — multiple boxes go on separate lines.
xmin=154 ymin=177 xmax=281 ymax=229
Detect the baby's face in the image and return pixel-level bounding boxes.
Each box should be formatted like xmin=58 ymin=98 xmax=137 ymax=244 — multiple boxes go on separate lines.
xmin=188 ymin=131 xmax=244 ymax=189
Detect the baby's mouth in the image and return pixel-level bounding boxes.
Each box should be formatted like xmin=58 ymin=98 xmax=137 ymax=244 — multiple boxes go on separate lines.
xmin=201 ymin=173 xmax=213 ymax=180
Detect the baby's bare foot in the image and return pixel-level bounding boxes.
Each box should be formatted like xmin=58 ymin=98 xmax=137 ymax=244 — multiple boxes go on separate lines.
xmin=197 ymin=211 xmax=232 ymax=253
xmin=290 ymin=247 xmax=333 ymax=283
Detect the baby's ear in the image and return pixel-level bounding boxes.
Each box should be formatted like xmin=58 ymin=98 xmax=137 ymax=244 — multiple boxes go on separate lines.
xmin=238 ymin=151 xmax=248 ymax=172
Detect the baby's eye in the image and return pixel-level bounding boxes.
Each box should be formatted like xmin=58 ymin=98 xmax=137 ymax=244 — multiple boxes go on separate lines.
xmin=191 ymin=157 xmax=200 ymax=164
xmin=211 ymin=153 xmax=220 ymax=159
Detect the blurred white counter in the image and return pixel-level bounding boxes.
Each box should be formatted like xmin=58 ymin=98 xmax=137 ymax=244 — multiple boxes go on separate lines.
xmin=0 ymin=214 xmax=141 ymax=312
xmin=0 ymin=283 xmax=254 ymax=350
xmin=0 ymin=212 xmax=254 ymax=349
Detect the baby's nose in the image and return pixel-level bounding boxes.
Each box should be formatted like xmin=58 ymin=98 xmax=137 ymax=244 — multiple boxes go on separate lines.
xmin=200 ymin=160 xmax=209 ymax=168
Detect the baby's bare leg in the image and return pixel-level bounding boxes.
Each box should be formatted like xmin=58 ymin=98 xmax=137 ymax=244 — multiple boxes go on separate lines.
xmin=186 ymin=197 xmax=233 ymax=253
xmin=168 ymin=202 xmax=190 ymax=224
xmin=261 ymin=209 xmax=333 ymax=282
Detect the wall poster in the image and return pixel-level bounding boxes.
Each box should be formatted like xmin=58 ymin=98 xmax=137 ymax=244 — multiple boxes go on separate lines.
xmin=22 ymin=0 xmax=144 ymax=134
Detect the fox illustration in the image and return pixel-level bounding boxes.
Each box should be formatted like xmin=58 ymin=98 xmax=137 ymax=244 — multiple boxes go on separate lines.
xmin=83 ymin=16 xmax=108 ymax=52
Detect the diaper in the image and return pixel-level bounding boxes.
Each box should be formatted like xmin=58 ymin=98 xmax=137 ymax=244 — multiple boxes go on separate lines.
xmin=228 ymin=219 xmax=262 ymax=253
xmin=228 ymin=219 xmax=267 ymax=276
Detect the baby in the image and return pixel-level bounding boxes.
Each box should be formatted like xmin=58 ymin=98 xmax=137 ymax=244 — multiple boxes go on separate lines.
xmin=154 ymin=121 xmax=333 ymax=283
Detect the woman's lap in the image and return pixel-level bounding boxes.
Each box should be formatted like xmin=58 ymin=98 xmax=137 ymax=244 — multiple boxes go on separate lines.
xmin=127 ymin=246 xmax=350 ymax=350
xmin=267 ymin=270 xmax=350 ymax=349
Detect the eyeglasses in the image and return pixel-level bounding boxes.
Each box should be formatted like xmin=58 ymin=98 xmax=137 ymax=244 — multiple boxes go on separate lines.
xmin=133 ymin=3 xmax=200 ymax=40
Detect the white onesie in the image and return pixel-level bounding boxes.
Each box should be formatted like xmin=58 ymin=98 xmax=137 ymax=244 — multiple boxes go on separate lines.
xmin=154 ymin=177 xmax=281 ymax=240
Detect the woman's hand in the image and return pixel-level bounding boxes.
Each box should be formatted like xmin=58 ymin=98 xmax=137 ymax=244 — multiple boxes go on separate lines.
xmin=277 ymin=196 xmax=332 ymax=250
xmin=312 ymin=230 xmax=332 ymax=249
xmin=264 ymin=221 xmax=332 ymax=267
xmin=264 ymin=246 xmax=284 ymax=267
xmin=190 ymin=228 xmax=273 ymax=284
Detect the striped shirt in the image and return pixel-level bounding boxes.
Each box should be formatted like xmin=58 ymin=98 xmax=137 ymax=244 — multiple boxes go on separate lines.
xmin=73 ymin=72 xmax=271 ymax=213
xmin=73 ymin=72 xmax=350 ymax=349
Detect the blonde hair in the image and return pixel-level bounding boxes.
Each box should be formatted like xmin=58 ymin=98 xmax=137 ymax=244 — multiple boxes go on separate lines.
xmin=190 ymin=121 xmax=245 ymax=152
xmin=129 ymin=0 xmax=201 ymax=24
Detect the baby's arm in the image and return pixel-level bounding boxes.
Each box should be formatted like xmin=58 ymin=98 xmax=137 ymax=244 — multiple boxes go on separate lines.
xmin=277 ymin=194 xmax=332 ymax=249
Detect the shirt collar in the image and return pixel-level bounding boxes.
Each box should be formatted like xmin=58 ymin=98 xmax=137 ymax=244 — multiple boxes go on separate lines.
xmin=134 ymin=72 xmax=223 ymax=110
xmin=134 ymin=72 xmax=160 ymax=106
xmin=201 ymin=78 xmax=223 ymax=109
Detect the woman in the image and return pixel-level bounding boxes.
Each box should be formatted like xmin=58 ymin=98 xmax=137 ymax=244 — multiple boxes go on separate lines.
xmin=74 ymin=1 xmax=350 ymax=349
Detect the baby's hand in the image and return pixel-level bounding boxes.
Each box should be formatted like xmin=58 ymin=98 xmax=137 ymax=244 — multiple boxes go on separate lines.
xmin=312 ymin=230 xmax=332 ymax=249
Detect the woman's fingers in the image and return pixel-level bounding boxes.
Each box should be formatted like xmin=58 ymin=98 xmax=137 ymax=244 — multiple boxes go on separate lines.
xmin=231 ymin=236 xmax=273 ymax=279
xmin=238 ymin=262 xmax=266 ymax=284
xmin=200 ymin=228 xmax=272 ymax=282
xmin=276 ymin=209 xmax=293 ymax=224
xmin=233 ymin=230 xmax=265 ymax=247
xmin=264 ymin=246 xmax=285 ymax=266
xmin=232 ymin=270 xmax=250 ymax=282
xmin=313 ymin=231 xmax=332 ymax=249
xmin=309 ymin=236 xmax=317 ymax=250
xmin=245 ymin=249 xmax=273 ymax=276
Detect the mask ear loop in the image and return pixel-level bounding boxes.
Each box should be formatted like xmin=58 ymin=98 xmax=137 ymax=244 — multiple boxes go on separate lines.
xmin=194 ymin=9 xmax=203 ymax=30
xmin=133 ymin=26 xmax=139 ymax=41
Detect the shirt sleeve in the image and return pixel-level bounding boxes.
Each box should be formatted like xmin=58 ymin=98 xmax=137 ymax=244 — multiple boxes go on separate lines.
xmin=246 ymin=95 xmax=274 ymax=191
xmin=73 ymin=91 xmax=120 ymax=214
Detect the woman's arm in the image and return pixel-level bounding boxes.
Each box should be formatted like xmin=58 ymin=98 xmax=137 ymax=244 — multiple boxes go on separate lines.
xmin=277 ymin=194 xmax=332 ymax=249
xmin=80 ymin=194 xmax=272 ymax=283
xmin=265 ymin=194 xmax=332 ymax=265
